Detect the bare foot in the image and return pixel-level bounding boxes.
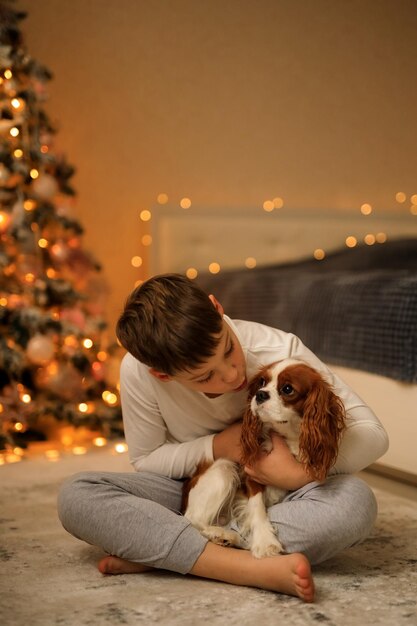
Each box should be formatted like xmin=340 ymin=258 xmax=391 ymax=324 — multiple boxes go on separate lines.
xmin=191 ymin=544 xmax=315 ymax=602
xmin=291 ymin=554 xmax=315 ymax=602
xmin=98 ymin=555 xmax=151 ymax=575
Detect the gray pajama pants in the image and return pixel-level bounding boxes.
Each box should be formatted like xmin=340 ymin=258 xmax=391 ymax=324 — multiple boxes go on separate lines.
xmin=57 ymin=471 xmax=377 ymax=574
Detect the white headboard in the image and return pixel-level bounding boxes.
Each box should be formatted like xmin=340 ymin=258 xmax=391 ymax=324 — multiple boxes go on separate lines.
xmin=150 ymin=206 xmax=417 ymax=275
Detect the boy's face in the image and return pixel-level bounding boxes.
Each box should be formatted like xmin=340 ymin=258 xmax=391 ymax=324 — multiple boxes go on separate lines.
xmin=151 ymin=319 xmax=247 ymax=396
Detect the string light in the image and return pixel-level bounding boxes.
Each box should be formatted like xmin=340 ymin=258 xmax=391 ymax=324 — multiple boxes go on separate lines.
xmin=72 ymin=446 xmax=87 ymax=455
xmin=186 ymin=267 xmax=198 ymax=279
xmin=208 ymin=262 xmax=220 ymax=274
xmin=313 ymin=249 xmax=325 ymax=260
xmin=273 ymin=197 xmax=284 ymax=209
xmin=180 ymin=197 xmax=192 ymax=209
xmin=345 ymin=236 xmax=357 ymax=248
xmin=114 ymin=442 xmax=128 ymax=454
xmin=245 ymin=257 xmax=257 ymax=269
xmin=83 ymin=338 xmax=93 ymax=349
xmin=9 ymin=126 xmax=19 ymax=137
xmin=411 ymin=195 xmax=417 ymax=205
xmin=376 ymin=232 xmax=387 ymax=243
xmin=360 ymin=203 xmax=372 ymax=215
xmin=24 ymin=199 xmax=36 ymax=211
xmin=157 ymin=193 xmax=169 ymax=204
xmin=141 ymin=234 xmax=152 ymax=246
xmin=263 ymin=200 xmax=274 ymax=212
xmin=364 ymin=234 xmax=376 ymax=245
xmin=30 ymin=168 xmax=39 ymax=179
xmin=14 ymin=148 xmax=23 ymax=158
xmin=11 ymin=97 xmax=24 ymax=110
xmin=93 ymin=437 xmax=107 ymax=447
xmin=38 ymin=238 xmax=48 ymax=248
xmin=395 ymin=192 xmax=406 ymax=203
xmin=140 ymin=209 xmax=151 ymax=221
xmin=131 ymin=255 xmax=143 ymax=267
xmin=4 ymin=69 xmax=12 ymax=79
xmin=45 ymin=449 xmax=60 ymax=461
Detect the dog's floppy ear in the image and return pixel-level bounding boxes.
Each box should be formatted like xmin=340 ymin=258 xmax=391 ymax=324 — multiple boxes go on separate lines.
xmin=298 ymin=377 xmax=346 ymax=482
xmin=240 ymin=406 xmax=264 ymax=467
xmin=240 ymin=370 xmax=268 ymax=466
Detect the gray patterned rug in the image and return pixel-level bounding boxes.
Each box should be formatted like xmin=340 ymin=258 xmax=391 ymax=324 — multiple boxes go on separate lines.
xmin=1 ymin=448 xmax=416 ymax=626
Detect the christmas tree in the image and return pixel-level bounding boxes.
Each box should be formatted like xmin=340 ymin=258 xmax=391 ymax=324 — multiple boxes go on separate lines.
xmin=0 ymin=0 xmax=123 ymax=456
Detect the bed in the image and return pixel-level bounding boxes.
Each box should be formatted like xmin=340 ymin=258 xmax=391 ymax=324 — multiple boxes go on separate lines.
xmin=151 ymin=207 xmax=417 ymax=484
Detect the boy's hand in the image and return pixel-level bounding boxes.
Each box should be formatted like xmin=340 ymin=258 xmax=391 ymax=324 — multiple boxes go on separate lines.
xmin=244 ymin=432 xmax=313 ymax=491
xmin=213 ymin=421 xmax=243 ymax=463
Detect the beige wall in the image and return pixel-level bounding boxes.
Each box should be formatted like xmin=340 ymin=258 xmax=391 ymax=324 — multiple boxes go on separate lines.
xmin=22 ymin=0 xmax=417 ymax=333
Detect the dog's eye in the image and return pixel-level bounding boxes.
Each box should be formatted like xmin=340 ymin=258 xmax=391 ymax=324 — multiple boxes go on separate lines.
xmin=280 ymin=383 xmax=294 ymax=396
xmin=258 ymin=377 xmax=266 ymax=388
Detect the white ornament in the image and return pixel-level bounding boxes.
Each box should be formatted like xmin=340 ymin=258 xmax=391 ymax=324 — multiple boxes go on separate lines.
xmin=31 ymin=173 xmax=59 ymax=200
xmin=26 ymin=334 xmax=55 ymax=365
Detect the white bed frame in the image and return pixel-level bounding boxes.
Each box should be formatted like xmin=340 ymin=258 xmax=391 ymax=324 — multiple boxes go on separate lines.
xmin=151 ymin=206 xmax=417 ymax=483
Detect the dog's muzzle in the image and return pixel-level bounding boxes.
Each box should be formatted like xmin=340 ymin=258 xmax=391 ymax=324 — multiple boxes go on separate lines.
xmin=255 ymin=389 xmax=270 ymax=405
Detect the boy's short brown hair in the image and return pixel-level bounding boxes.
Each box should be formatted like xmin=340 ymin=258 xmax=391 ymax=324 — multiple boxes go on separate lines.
xmin=116 ymin=274 xmax=223 ymax=375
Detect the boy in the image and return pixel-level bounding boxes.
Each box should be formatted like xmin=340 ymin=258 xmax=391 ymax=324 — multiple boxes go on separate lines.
xmin=58 ymin=274 xmax=389 ymax=603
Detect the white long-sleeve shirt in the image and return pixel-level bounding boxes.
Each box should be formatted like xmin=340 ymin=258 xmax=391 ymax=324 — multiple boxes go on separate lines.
xmin=121 ymin=316 xmax=389 ymax=479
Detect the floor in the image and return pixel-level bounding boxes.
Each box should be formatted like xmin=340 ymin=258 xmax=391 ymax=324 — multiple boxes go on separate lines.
xmin=1 ymin=445 xmax=416 ymax=626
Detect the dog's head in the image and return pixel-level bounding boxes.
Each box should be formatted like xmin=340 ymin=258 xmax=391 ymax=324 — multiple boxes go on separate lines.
xmin=241 ymin=359 xmax=346 ymax=481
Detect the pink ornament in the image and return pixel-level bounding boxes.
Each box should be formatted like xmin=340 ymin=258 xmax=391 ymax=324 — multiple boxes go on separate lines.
xmin=60 ymin=307 xmax=86 ymax=330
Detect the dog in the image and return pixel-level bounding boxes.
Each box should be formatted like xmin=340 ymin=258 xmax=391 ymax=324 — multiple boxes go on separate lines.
xmin=183 ymin=359 xmax=346 ymax=558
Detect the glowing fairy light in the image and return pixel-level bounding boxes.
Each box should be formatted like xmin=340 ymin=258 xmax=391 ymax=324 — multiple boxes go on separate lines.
xmin=208 ymin=262 xmax=220 ymax=274
xmin=30 ymin=168 xmax=39 ymax=179
xmin=376 ymin=232 xmax=387 ymax=243
xmin=360 ymin=204 xmax=372 ymax=215
xmin=157 ymin=193 xmax=169 ymax=204
xmin=14 ymin=148 xmax=23 ymax=158
xmin=395 ymin=192 xmax=406 ymax=203
xmin=93 ymin=437 xmax=107 ymax=447
xmin=72 ymin=446 xmax=87 ymax=455
xmin=273 ymin=197 xmax=284 ymax=209
xmin=4 ymin=69 xmax=12 ymax=79
xmin=24 ymin=199 xmax=36 ymax=211
xmin=21 ymin=393 xmax=31 ymax=404
xmin=38 ymin=238 xmax=48 ymax=248
xmin=78 ymin=403 xmax=88 ymax=413
xmin=114 ymin=442 xmax=128 ymax=454
xmin=345 ymin=236 xmax=357 ymax=248
xmin=263 ymin=200 xmax=274 ymax=212
xmin=45 ymin=449 xmax=60 ymax=461
xmin=180 ymin=198 xmax=192 ymax=209
xmin=140 ymin=209 xmax=151 ymax=221
xmin=364 ymin=234 xmax=376 ymax=245
xmin=186 ymin=267 xmax=198 ymax=279
xmin=245 ymin=257 xmax=257 ymax=269
xmin=131 ymin=256 xmax=143 ymax=268
xmin=83 ymin=338 xmax=93 ymax=349
xmin=141 ymin=234 xmax=152 ymax=246
xmin=313 ymin=249 xmax=326 ymax=260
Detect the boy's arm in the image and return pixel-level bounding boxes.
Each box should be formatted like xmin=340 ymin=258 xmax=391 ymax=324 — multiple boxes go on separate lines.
xmin=121 ymin=355 xmax=217 ymax=478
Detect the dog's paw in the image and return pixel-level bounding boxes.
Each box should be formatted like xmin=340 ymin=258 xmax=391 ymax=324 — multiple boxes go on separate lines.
xmin=251 ymin=538 xmax=285 ymax=559
xmin=201 ymin=526 xmax=242 ymax=548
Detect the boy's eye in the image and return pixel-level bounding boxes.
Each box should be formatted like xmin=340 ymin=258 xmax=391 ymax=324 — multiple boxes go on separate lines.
xmin=198 ymin=372 xmax=213 ymax=384
xmin=225 ymin=341 xmax=234 ymax=357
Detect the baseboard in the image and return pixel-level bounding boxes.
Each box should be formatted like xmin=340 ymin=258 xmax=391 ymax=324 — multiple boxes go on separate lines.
xmin=365 ymin=463 xmax=417 ymax=488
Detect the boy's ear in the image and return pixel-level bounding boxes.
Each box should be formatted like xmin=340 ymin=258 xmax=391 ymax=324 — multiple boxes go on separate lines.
xmin=208 ymin=294 xmax=224 ymax=316
xmin=149 ymin=368 xmax=172 ymax=382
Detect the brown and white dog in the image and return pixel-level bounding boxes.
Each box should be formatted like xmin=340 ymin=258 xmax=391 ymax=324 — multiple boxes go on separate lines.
xmin=183 ymin=359 xmax=346 ymax=558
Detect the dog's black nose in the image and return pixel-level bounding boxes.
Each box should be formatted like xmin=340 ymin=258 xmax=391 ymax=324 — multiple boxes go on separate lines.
xmin=255 ymin=389 xmax=269 ymax=404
